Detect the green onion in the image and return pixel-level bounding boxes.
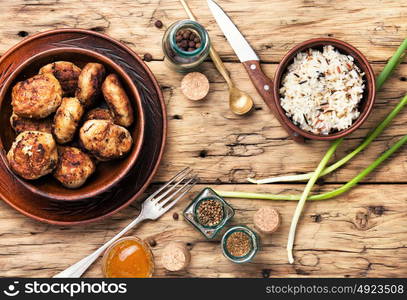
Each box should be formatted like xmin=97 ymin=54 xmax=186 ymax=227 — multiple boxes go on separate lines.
xmin=248 ymin=95 xmax=407 ymax=184
xmin=248 ymin=38 xmax=407 ymax=185
xmin=287 ymin=139 xmax=341 ymax=263
xmin=376 ymin=38 xmax=407 ymax=90
xmin=216 ymin=129 xmax=407 ymax=201
xmin=217 ymin=39 xmax=407 ymax=264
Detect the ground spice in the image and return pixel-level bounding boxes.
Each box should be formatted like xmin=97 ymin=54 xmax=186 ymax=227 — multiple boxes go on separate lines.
xmin=196 ymin=198 xmax=223 ymax=227
xmin=226 ymin=231 xmax=252 ymax=257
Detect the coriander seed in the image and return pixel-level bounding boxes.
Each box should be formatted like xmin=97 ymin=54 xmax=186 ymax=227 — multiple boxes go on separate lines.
xmin=196 ymin=198 xmax=224 ymax=227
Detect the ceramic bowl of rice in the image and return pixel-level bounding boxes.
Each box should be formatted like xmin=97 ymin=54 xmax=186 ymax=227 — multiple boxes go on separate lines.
xmin=273 ymin=38 xmax=376 ymax=140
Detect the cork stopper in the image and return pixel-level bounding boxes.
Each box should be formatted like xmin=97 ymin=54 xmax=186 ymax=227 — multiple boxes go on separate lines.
xmin=180 ymin=72 xmax=210 ymax=101
xmin=161 ymin=242 xmax=191 ymax=271
xmin=253 ymin=207 xmax=281 ymax=234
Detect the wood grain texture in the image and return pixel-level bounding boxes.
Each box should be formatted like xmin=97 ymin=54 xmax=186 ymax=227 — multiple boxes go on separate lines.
xmin=151 ymin=61 xmax=407 ymax=183
xmin=0 ymin=0 xmax=406 ymax=278
xmin=0 ymin=0 xmax=406 ymax=62
xmin=242 ymin=59 xmax=305 ymax=143
xmin=0 ymin=184 xmax=406 ymax=278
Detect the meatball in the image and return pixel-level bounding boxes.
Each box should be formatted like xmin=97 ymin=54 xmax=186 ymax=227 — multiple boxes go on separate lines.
xmin=39 ymin=61 xmax=81 ymax=96
xmin=102 ymin=74 xmax=134 ymax=127
xmin=7 ymin=131 xmax=58 ymax=180
xmin=10 ymin=112 xmax=52 ymax=135
xmin=75 ymin=63 xmax=105 ymax=107
xmin=79 ymin=120 xmax=133 ymax=161
xmin=84 ymin=107 xmax=114 ymax=122
xmin=53 ymin=146 xmax=95 ymax=188
xmin=53 ymin=97 xmax=84 ymax=144
xmin=12 ymin=73 xmax=62 ymax=119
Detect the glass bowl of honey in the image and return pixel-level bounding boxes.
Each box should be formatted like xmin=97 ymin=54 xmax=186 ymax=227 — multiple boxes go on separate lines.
xmin=102 ymin=236 xmax=154 ymax=278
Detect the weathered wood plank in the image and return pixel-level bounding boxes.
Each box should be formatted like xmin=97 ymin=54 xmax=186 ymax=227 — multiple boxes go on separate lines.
xmin=149 ymin=61 xmax=407 ymax=183
xmin=0 ymin=0 xmax=405 ymax=62
xmin=0 ymin=0 xmax=406 ymax=279
xmin=0 ymin=1 xmax=405 ymax=184
xmin=0 ymin=184 xmax=406 ymax=278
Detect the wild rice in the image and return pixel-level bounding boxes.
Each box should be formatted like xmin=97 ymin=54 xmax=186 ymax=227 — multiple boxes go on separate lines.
xmin=280 ymin=45 xmax=365 ymax=135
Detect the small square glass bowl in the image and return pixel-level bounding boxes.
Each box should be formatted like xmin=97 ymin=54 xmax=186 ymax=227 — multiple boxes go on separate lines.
xmin=183 ymin=188 xmax=234 ymax=239
xmin=221 ymin=225 xmax=259 ymax=264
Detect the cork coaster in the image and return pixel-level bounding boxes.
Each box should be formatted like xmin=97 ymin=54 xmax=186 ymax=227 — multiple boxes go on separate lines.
xmin=161 ymin=242 xmax=191 ymax=272
xmin=180 ymin=72 xmax=210 ymax=101
xmin=253 ymin=207 xmax=281 ymax=234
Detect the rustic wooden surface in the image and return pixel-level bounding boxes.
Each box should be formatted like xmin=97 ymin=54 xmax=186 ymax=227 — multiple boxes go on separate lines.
xmin=0 ymin=0 xmax=406 ymax=278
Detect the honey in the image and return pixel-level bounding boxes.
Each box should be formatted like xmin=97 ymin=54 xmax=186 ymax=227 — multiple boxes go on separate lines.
xmin=102 ymin=237 xmax=154 ymax=278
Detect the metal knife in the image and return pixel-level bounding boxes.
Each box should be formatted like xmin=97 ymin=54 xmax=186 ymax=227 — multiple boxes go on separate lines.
xmin=207 ymin=0 xmax=304 ymax=143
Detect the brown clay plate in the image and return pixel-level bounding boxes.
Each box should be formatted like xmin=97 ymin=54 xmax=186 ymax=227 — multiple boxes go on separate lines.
xmin=0 ymin=29 xmax=167 ymax=225
xmin=0 ymin=47 xmax=146 ymax=201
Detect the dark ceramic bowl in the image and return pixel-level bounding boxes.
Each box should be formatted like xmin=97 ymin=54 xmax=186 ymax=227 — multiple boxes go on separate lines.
xmin=0 ymin=47 xmax=145 ymax=201
xmin=273 ymin=38 xmax=376 ymax=141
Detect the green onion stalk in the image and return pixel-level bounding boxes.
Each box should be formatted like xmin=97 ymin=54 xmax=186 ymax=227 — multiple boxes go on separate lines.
xmin=216 ymin=129 xmax=407 ymax=202
xmin=215 ymin=38 xmax=407 ymax=263
xmin=248 ymin=38 xmax=407 ymax=185
xmin=287 ymin=139 xmax=341 ymax=263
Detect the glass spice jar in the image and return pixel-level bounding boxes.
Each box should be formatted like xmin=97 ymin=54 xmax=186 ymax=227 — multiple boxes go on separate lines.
xmin=221 ymin=225 xmax=259 ymax=264
xmin=183 ymin=188 xmax=234 ymax=239
xmin=162 ymin=19 xmax=211 ymax=73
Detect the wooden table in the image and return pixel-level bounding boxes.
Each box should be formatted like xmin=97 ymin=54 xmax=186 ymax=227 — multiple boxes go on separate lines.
xmin=0 ymin=0 xmax=406 ymax=278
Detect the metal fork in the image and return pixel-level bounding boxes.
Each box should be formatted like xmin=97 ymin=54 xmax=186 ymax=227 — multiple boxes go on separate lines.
xmin=53 ymin=167 xmax=197 ymax=278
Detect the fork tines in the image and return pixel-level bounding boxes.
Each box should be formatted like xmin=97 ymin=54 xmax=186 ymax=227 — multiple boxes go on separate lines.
xmin=148 ymin=167 xmax=198 ymax=211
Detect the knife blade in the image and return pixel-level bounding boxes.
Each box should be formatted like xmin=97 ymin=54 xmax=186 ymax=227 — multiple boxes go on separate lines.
xmin=207 ymin=0 xmax=258 ymax=62
xmin=206 ymin=0 xmax=304 ymax=143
